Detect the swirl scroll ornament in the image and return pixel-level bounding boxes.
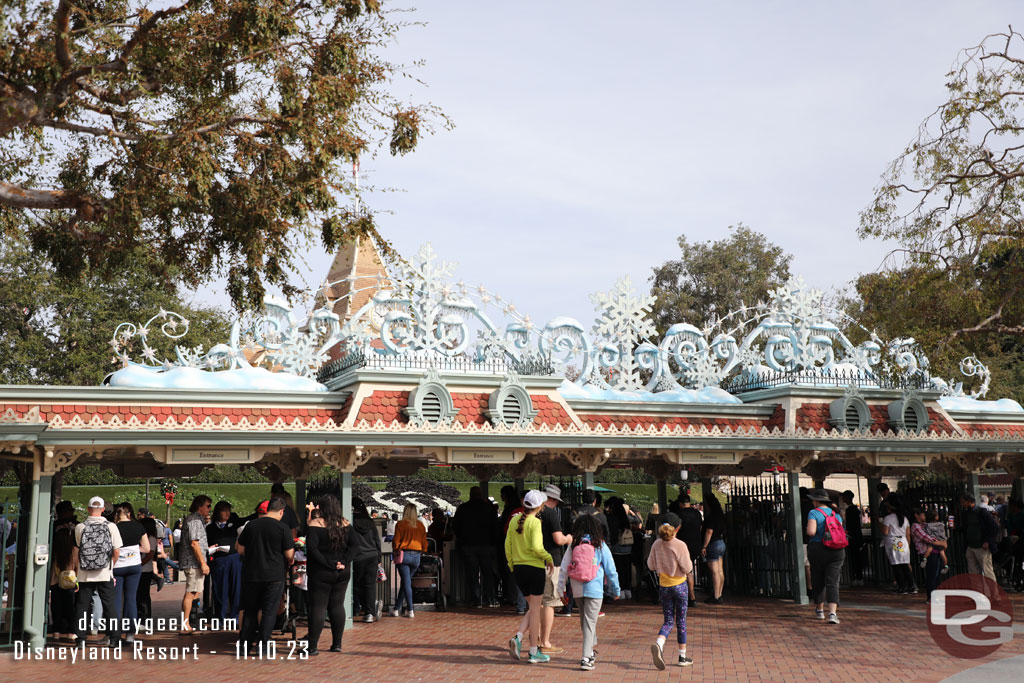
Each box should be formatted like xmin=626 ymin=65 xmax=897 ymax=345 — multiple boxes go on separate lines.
xmin=110 ymin=309 xmax=191 ymax=370
xmin=931 ymin=355 xmax=992 ymax=399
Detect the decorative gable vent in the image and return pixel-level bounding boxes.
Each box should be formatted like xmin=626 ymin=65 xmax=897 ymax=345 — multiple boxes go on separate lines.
xmin=487 ymin=373 xmax=538 ymax=428
xmin=420 ymin=391 xmax=444 ymax=424
xmin=887 ymin=393 xmax=931 ymax=434
xmin=404 ymin=368 xmax=458 ymax=427
xmin=829 ymin=389 xmax=870 ymax=433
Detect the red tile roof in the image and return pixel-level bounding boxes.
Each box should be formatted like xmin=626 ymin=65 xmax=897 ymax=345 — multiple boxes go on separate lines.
xmin=576 ymin=414 xmax=767 ymax=431
xmin=1 ymin=403 xmax=351 ymax=425
xmin=794 ymin=402 xmax=958 ymax=434
xmin=960 ymin=423 xmax=1024 ymax=438
xmin=353 ymin=391 xmax=574 ymax=427
xmin=766 ymin=405 xmax=785 ymax=431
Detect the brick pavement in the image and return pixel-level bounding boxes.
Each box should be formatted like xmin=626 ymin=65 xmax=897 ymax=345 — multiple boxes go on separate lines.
xmin=3 ymin=584 xmax=1022 ymax=682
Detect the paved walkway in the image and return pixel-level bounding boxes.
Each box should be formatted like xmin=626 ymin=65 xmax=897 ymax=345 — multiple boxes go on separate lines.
xmin=3 ymin=585 xmax=1022 ymax=682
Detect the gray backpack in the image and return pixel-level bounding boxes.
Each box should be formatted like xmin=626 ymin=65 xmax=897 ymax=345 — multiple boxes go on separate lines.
xmin=79 ymin=522 xmax=114 ymax=571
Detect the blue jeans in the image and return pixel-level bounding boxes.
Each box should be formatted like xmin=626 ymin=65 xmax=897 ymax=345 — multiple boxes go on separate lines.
xmin=113 ymin=565 xmax=142 ymax=635
xmin=394 ymin=551 xmax=421 ymax=613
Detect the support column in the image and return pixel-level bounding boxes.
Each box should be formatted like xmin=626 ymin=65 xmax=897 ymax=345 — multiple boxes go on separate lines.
xmin=786 ymin=471 xmax=808 ymax=605
xmin=967 ymin=471 xmax=981 ymax=504
xmin=23 ymin=469 xmax=54 ymax=648
xmin=867 ymin=476 xmax=883 ymax=585
xmin=583 ymin=471 xmax=595 ymax=491
xmin=702 ymin=478 xmax=714 ymax=506
xmin=294 ymin=478 xmax=307 ymax=519
xmin=657 ymin=479 xmax=668 ymax=513
xmin=513 ymin=478 xmax=525 ymax=495
xmin=340 ymin=471 xmax=353 ymax=627
xmin=1013 ymin=477 xmax=1024 ymax=503
xmin=478 ymin=479 xmax=489 ymax=499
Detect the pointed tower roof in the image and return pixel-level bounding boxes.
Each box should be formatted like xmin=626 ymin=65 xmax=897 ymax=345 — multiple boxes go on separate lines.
xmin=324 ymin=235 xmax=390 ymax=324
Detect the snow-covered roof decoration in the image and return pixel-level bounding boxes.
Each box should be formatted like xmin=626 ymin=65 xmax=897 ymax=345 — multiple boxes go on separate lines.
xmin=105 ymin=243 xmax=998 ymax=405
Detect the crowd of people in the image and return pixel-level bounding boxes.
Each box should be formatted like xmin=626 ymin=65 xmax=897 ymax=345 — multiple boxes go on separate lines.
xmin=40 ymin=478 xmax=1024 ymax=670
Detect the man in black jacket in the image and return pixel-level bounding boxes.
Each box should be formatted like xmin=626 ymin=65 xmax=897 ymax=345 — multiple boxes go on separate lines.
xmin=452 ymin=486 xmax=498 ymax=607
xmin=961 ymin=492 xmax=1000 ymax=584
xmin=350 ymin=498 xmax=383 ymax=622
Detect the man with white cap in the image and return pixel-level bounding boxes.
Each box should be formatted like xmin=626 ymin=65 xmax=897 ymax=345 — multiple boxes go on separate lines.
xmin=74 ymin=496 xmax=123 ymax=645
xmin=538 ymin=485 xmax=572 ymax=655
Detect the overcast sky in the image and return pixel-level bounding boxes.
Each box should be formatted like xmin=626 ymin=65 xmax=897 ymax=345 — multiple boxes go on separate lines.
xmin=203 ymin=2 xmax=1017 ymax=329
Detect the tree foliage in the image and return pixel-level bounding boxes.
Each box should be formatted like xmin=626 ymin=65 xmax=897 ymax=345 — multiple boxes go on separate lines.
xmin=0 ymin=0 xmax=442 ymax=309
xmin=860 ymin=28 xmax=1024 ymax=340
xmin=843 ymin=265 xmax=1024 ymax=404
xmin=0 ymin=228 xmax=230 ymax=385
xmin=649 ymin=224 xmax=792 ymax=334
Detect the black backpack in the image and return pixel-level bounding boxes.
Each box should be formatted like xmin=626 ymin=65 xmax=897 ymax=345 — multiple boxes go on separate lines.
xmin=79 ymin=522 xmax=114 ymax=571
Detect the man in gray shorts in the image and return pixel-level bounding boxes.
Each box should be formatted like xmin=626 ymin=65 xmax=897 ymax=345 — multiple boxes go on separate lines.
xmin=179 ymin=495 xmax=212 ymax=633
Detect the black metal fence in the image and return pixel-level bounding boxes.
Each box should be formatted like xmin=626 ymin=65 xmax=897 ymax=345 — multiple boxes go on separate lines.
xmin=724 ymin=477 xmax=795 ymax=598
xmin=318 ymin=348 xmax=555 ymax=383
xmin=726 ymin=369 xmax=932 ymax=394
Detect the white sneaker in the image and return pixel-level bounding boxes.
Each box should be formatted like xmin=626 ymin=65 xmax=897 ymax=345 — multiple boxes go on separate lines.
xmin=651 ymin=643 xmax=665 ymax=671
xmin=388 ymin=610 xmax=399 ymax=617
xmin=404 ymin=611 xmax=415 ymax=618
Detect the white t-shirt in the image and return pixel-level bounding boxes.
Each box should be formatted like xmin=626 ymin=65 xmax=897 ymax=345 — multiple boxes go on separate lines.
xmin=74 ymin=517 xmax=123 ymax=582
xmin=882 ymin=513 xmax=910 ymax=565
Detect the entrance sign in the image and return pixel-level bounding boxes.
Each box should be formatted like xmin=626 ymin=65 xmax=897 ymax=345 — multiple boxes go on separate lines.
xmin=449 ymin=449 xmax=518 ymax=464
xmin=876 ymin=454 xmax=928 ymax=466
xmin=170 ymin=448 xmax=252 ymax=463
xmin=678 ymin=452 xmax=739 ymax=465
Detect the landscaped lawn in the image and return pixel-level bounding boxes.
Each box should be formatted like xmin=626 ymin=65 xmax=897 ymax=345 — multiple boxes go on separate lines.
xmin=0 ymin=480 xmax=706 ymax=522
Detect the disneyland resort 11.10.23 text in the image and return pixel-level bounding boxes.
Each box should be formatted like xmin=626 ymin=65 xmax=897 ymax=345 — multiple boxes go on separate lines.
xmin=13 ymin=640 xmax=200 ymax=661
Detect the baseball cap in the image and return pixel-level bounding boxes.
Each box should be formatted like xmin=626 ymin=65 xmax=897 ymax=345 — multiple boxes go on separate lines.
xmin=663 ymin=512 xmax=682 ymax=528
xmin=523 ymin=490 xmax=547 ymax=509
xmin=543 ymin=484 xmax=562 ymax=502
xmin=256 ymin=500 xmax=270 ymax=514
xmin=88 ymin=496 xmax=104 ymax=509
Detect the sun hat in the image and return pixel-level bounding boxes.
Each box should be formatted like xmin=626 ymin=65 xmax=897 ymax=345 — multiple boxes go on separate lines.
xmin=806 ymin=489 xmax=831 ymax=503
xmin=543 ymin=484 xmax=562 ymax=502
xmin=88 ymin=496 xmax=104 ymax=509
xmin=523 ymin=490 xmax=547 ymax=509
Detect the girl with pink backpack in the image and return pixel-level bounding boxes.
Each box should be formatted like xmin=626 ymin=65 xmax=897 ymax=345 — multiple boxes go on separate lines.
xmin=556 ymin=514 xmax=620 ymax=671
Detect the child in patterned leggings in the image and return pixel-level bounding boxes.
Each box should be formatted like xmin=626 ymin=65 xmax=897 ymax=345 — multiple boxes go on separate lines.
xmin=645 ymin=512 xmax=694 ymax=669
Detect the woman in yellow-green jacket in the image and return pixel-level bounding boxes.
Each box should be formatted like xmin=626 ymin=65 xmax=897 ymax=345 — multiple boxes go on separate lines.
xmin=504 ymin=490 xmax=553 ymax=664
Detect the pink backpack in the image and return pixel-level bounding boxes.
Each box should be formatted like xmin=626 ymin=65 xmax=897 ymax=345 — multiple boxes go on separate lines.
xmin=567 ymin=542 xmax=599 ymax=582
xmin=820 ymin=508 xmax=849 ymax=550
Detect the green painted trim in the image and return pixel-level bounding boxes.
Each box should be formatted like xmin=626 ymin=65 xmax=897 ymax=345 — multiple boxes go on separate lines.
xmin=0 ymin=385 xmax=350 ymax=405
xmin=23 ymin=474 xmax=53 ymax=648
xmin=326 ymin=369 xmax=564 ymax=392
xmin=32 ymin=428 xmax=1024 ymax=454
xmin=565 ymin=399 xmax=775 ymax=416
xmin=944 ymin=410 xmax=1024 ymax=423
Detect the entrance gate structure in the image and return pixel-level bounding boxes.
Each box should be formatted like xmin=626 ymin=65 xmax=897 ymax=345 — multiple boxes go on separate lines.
xmin=2 ymin=241 xmax=1024 ymax=647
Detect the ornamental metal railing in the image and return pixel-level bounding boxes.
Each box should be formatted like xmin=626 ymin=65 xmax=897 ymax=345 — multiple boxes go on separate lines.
xmin=725 ymin=369 xmax=932 ymax=394
xmin=318 ymin=349 xmax=555 ymax=384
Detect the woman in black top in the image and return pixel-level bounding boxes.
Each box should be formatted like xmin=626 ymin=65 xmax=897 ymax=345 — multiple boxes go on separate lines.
xmin=350 ymin=498 xmax=381 ymax=622
xmin=303 ymin=495 xmax=358 ymax=654
xmin=701 ymin=496 xmax=726 ymax=604
xmin=206 ymin=501 xmax=243 ymax=621
xmin=112 ymin=502 xmax=151 ymax=643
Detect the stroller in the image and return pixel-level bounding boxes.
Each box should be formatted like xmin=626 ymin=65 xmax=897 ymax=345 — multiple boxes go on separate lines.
xmin=411 ymin=539 xmax=448 ymax=611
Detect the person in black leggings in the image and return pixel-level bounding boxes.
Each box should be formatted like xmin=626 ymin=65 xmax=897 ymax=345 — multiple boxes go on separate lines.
xmin=350 ymin=498 xmax=382 ymax=622
xmin=303 ymin=495 xmax=358 ymax=655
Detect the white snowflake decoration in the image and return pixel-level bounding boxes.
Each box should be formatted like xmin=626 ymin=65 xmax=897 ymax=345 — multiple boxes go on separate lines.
xmin=589 ymin=276 xmax=657 ymax=391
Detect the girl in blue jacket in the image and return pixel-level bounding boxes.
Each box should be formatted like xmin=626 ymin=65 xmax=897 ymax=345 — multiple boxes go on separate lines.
xmin=557 ymin=513 xmax=620 ymax=671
